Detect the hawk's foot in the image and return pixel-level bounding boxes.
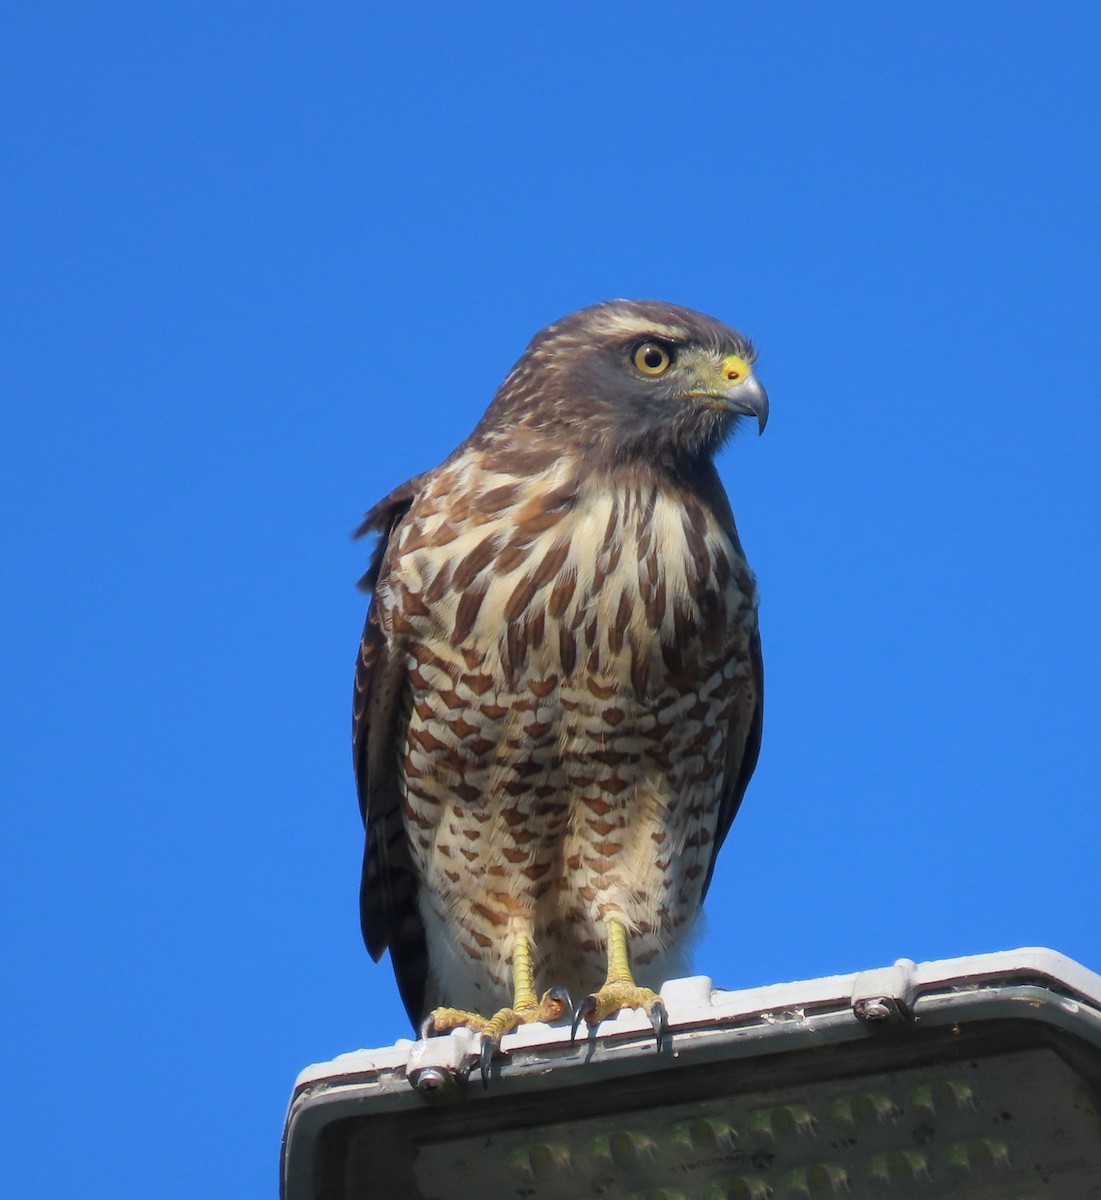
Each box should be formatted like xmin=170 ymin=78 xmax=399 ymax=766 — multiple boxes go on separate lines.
xmin=423 ymin=986 xmax=571 ymax=1039
xmin=571 ymin=980 xmax=667 ymax=1046
xmin=422 ymin=986 xmax=573 ymax=1087
xmin=571 ymin=918 xmax=668 ymax=1048
xmin=421 ymin=937 xmax=572 ymax=1085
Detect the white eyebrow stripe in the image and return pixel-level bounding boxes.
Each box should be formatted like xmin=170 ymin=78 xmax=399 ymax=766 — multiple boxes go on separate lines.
xmin=579 ymin=310 xmax=692 ymax=342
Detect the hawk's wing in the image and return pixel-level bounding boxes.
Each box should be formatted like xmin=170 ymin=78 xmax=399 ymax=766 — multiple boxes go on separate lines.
xmin=353 ymin=473 xmax=430 ymax=1025
xmin=702 ymin=625 xmax=763 ymax=898
xmin=699 ymin=471 xmax=764 ymax=900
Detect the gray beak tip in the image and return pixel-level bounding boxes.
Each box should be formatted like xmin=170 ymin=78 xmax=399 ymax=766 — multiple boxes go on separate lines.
xmin=723 ymin=376 xmax=769 ymax=435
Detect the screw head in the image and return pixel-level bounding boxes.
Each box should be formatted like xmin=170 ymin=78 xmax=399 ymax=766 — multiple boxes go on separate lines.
xmin=855 ymin=997 xmax=896 ymax=1023
xmin=411 ymin=1067 xmax=451 ymax=1096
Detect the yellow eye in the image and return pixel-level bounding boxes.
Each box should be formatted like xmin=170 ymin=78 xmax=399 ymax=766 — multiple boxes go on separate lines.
xmin=632 ymin=342 xmax=672 ymax=376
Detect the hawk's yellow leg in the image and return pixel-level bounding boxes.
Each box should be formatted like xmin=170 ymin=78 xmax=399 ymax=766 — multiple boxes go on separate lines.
xmin=571 ymin=918 xmax=668 ymax=1046
xmin=424 ymin=935 xmax=571 ymax=1083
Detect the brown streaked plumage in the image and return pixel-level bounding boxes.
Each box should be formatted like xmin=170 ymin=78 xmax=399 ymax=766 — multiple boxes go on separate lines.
xmin=353 ymin=299 xmax=767 ymax=1035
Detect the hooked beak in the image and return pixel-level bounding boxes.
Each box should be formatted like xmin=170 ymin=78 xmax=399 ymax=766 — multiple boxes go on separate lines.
xmin=720 ymin=373 xmax=769 ymax=434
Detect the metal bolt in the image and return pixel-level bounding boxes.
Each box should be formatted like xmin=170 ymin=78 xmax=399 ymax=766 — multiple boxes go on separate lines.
xmin=410 ymin=1067 xmax=452 ymax=1096
xmin=855 ymin=997 xmax=895 ymax=1023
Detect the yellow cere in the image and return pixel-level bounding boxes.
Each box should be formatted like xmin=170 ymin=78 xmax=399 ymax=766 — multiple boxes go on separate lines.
xmin=721 ymin=354 xmax=752 ymax=384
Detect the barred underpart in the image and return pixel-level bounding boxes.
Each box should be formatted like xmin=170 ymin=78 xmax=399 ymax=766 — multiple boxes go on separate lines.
xmin=353 ymin=299 xmax=765 ymax=1024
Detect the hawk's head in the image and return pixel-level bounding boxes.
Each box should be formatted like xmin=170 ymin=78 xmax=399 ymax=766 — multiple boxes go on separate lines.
xmin=476 ymin=300 xmax=768 ymax=466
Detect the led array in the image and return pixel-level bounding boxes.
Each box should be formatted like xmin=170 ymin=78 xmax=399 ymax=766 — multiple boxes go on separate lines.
xmin=413 ymin=1047 xmax=1101 ymax=1199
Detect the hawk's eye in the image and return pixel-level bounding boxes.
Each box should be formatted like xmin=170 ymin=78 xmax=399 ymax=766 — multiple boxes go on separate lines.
xmin=633 ymin=342 xmax=672 ymax=376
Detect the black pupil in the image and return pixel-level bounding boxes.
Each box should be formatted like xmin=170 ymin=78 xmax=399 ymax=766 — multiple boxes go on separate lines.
xmin=644 ymin=346 xmax=664 ymax=369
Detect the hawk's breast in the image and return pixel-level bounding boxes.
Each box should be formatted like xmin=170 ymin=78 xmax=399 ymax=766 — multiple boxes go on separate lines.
xmin=377 ymin=451 xmax=760 ymax=1002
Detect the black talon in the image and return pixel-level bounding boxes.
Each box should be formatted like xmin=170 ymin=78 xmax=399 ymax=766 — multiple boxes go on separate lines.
xmin=571 ymin=994 xmax=598 ymax=1042
xmin=649 ymin=999 xmax=668 ymax=1048
xmin=478 ymin=1034 xmax=494 ymax=1089
xmin=547 ymin=985 xmax=574 ymax=1026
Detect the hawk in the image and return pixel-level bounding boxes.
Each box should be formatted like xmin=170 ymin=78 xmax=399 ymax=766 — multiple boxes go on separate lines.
xmin=353 ymin=300 xmax=766 ymax=1068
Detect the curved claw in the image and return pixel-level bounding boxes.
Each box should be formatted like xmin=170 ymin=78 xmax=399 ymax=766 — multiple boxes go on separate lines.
xmin=545 ymin=985 xmax=574 ymax=1025
xmin=420 ymin=1015 xmax=437 ymax=1040
xmin=571 ymin=993 xmax=598 ymax=1042
xmin=478 ymin=1034 xmax=494 ymax=1090
xmin=649 ymin=999 xmax=668 ymax=1048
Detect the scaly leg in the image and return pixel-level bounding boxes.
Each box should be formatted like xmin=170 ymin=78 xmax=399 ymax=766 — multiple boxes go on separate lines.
xmin=571 ymin=918 xmax=667 ymax=1047
xmin=423 ymin=934 xmax=572 ymax=1086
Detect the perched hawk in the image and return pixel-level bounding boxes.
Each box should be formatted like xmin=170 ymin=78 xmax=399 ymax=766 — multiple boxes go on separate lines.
xmin=354 ymin=300 xmax=766 ymax=1064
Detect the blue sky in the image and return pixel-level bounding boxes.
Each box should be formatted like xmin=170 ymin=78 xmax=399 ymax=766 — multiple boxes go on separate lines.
xmin=3 ymin=3 xmax=1100 ymax=1196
